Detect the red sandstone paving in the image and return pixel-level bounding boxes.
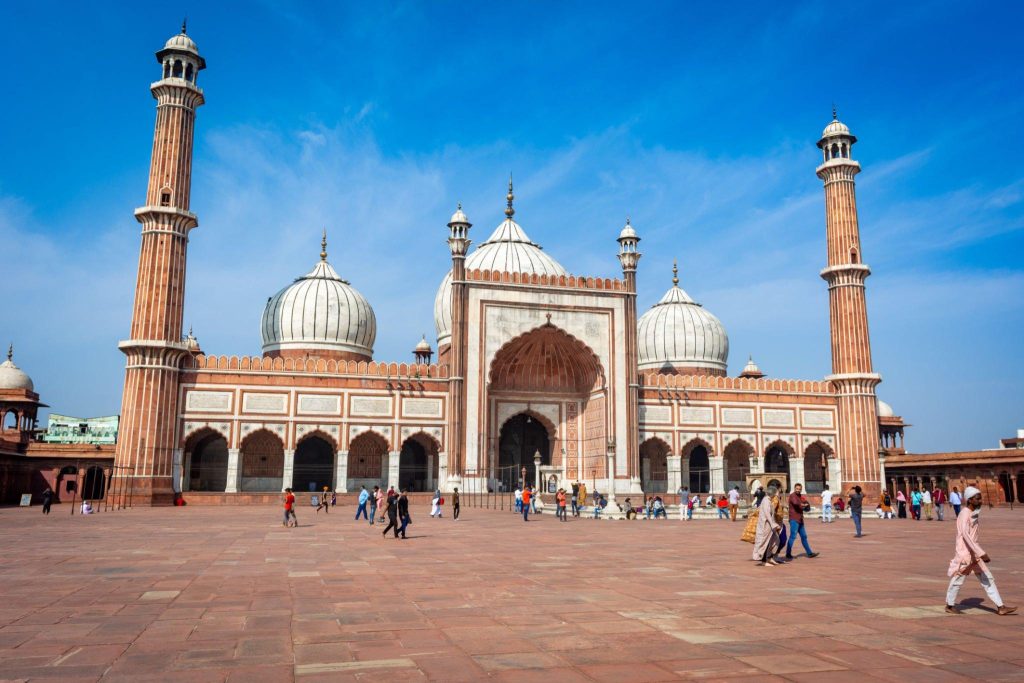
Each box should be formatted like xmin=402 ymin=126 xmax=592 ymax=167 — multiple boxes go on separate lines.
xmin=0 ymin=506 xmax=1022 ymax=681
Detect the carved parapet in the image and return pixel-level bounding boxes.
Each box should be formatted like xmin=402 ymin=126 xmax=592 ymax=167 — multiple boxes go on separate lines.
xmin=464 ymin=268 xmax=626 ymax=292
xmin=181 ymin=353 xmax=449 ymax=379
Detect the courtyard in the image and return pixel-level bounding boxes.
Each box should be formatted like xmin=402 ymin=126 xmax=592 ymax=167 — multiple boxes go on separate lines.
xmin=0 ymin=503 xmax=1022 ymax=682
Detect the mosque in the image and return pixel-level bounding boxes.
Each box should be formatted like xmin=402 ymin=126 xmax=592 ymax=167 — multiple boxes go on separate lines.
xmin=107 ymin=26 xmax=895 ymax=505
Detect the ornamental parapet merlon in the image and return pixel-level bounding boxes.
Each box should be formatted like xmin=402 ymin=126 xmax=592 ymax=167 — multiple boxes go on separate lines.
xmin=463 ymin=268 xmax=626 ymax=292
xmin=181 ymin=353 xmax=450 ymax=379
xmin=638 ymin=370 xmax=835 ymax=395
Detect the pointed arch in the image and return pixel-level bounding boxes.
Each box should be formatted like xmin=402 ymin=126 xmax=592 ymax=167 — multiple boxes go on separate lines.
xmin=184 ymin=427 xmax=229 ymax=492
xmin=803 ymin=440 xmax=833 ymax=494
xmin=297 ymin=428 xmax=339 ymax=451
xmin=723 ymin=438 xmax=754 ymax=491
xmin=240 ymin=429 xmax=285 ymax=492
xmin=348 ymin=430 xmax=388 ymax=484
xmin=639 ymin=437 xmax=670 ymax=493
xmin=488 ymin=324 xmax=605 ymax=394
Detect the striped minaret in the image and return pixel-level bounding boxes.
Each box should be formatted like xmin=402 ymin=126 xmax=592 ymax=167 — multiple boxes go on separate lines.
xmin=113 ymin=24 xmax=206 ymax=505
xmin=816 ymin=110 xmax=882 ymax=497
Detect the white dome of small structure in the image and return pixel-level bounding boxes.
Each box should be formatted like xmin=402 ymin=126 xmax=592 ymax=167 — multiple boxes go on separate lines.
xmin=449 ymin=204 xmax=469 ymax=226
xmin=637 ymin=262 xmax=729 ymax=375
xmin=164 ymin=31 xmax=199 ymax=55
xmin=434 ymin=189 xmax=567 ymax=347
xmin=877 ymin=398 xmax=895 ymax=418
xmin=821 ymin=119 xmax=850 ymax=137
xmin=414 ymin=336 xmax=432 ymax=353
xmin=261 ymin=234 xmax=376 ymax=360
xmin=0 ymin=345 xmax=33 ymax=391
xmin=618 ymin=219 xmax=638 ymax=240
xmin=739 ymin=355 xmax=764 ymax=379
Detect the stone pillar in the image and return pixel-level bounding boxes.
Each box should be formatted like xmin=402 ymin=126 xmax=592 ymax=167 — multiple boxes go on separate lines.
xmin=438 ymin=452 xmax=448 ymax=490
xmin=336 ymin=450 xmax=349 ymax=492
xmin=828 ymin=458 xmax=842 ymax=493
xmin=680 ymin=456 xmax=690 ymax=491
xmin=427 ymin=452 xmax=434 ymax=491
xmin=709 ymin=455 xmax=725 ymax=494
xmin=388 ymin=451 xmax=400 ymax=490
xmin=172 ymin=448 xmax=183 ymax=494
xmin=282 ymin=448 xmax=295 ymax=490
xmin=225 ymin=448 xmax=240 ymax=493
xmin=667 ymin=456 xmax=681 ymax=494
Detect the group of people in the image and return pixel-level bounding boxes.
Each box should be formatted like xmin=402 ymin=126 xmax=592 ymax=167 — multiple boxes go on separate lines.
xmin=280 ymin=483 xmax=462 ymax=534
xmin=746 ymin=482 xmax=822 ymax=565
xmin=895 ymin=485 xmax=958 ymax=521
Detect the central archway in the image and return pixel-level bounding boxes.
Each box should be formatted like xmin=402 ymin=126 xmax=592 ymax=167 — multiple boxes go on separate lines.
xmin=498 ymin=413 xmax=551 ymax=490
xmin=487 ymin=323 xmax=607 ymax=488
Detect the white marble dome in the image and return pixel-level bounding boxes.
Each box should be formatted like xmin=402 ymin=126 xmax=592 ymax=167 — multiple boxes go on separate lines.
xmin=877 ymin=398 xmax=895 ymax=418
xmin=434 ymin=216 xmax=567 ymax=347
xmin=0 ymin=346 xmax=33 ymax=391
xmin=261 ymin=250 xmax=376 ymax=359
xmin=637 ymin=268 xmax=729 ymax=374
xmin=821 ymin=118 xmax=851 ymax=137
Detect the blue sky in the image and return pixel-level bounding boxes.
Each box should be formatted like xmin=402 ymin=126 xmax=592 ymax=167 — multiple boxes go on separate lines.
xmin=1 ymin=1 xmax=1021 ymax=452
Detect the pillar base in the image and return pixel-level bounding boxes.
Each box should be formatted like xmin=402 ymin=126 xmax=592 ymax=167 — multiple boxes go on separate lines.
xmin=109 ymin=475 xmax=177 ymax=507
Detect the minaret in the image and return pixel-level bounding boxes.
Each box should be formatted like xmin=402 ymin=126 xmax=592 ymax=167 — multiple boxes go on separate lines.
xmin=816 ymin=110 xmax=882 ymax=496
xmin=617 ymin=218 xmax=641 ymax=489
xmin=113 ymin=24 xmax=206 ymax=505
xmin=445 ymin=201 xmax=472 ymax=490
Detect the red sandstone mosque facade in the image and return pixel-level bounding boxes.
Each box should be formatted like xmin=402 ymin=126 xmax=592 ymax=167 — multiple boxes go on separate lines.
xmin=108 ymin=27 xmax=892 ymax=506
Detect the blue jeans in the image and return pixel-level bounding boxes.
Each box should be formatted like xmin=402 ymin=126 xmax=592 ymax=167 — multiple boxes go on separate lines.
xmin=953 ymin=504 xmax=961 ymax=517
xmin=355 ymin=502 xmax=367 ymax=520
xmin=717 ymin=507 xmax=728 ymax=519
xmin=523 ymin=503 xmax=530 ymax=521
xmin=787 ymin=520 xmax=813 ymax=556
xmin=852 ymin=511 xmax=862 ymax=536
xmin=399 ymin=514 xmax=410 ymax=537
xmin=368 ymin=503 xmax=377 ymax=524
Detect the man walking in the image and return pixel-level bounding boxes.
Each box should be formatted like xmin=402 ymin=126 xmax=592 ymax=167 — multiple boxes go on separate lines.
xmin=946 ymin=486 xmax=1016 ymax=615
xmin=356 ymin=486 xmax=370 ymax=521
xmin=570 ymin=481 xmax=580 ymax=517
xmin=368 ymin=485 xmax=380 ymax=525
xmin=382 ymin=490 xmax=400 ymax=538
xmin=820 ymin=484 xmax=834 ymax=523
xmin=521 ymin=485 xmax=532 ymax=522
xmin=728 ymin=486 xmax=740 ymax=522
xmin=934 ymin=485 xmax=946 ymax=521
xmin=679 ymin=486 xmax=690 ymax=521
xmin=452 ymin=487 xmax=460 ymax=521
xmin=786 ymin=484 xmax=819 ymax=559
xmin=848 ymin=485 xmax=864 ymax=537
xmin=950 ymin=486 xmax=962 ymax=517
xmin=282 ymin=488 xmax=297 ymax=528
xmin=397 ymin=490 xmax=411 ymax=538
xmin=577 ymin=482 xmax=587 ymax=517
xmin=922 ymin=487 xmax=934 ymax=520
xmin=41 ymin=487 xmax=53 ymax=515
xmin=911 ymin=487 xmax=922 ymax=520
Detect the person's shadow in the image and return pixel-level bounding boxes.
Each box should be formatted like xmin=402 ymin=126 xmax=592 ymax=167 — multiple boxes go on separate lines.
xmin=960 ymin=597 xmax=998 ymax=613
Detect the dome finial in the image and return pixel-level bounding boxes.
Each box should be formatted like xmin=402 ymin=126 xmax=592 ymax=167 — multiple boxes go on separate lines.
xmin=6 ymin=343 xmax=11 ymax=362
xmin=181 ymin=17 xmax=188 ymax=34
xmin=672 ymin=259 xmax=679 ymax=286
xmin=832 ymin=102 xmax=837 ymax=120
xmin=505 ymin=174 xmax=515 ymax=218
xmin=320 ymin=228 xmax=328 ymax=261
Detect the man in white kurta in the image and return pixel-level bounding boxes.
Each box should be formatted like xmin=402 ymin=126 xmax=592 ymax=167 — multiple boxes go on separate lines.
xmin=946 ymin=486 xmax=1016 ymax=615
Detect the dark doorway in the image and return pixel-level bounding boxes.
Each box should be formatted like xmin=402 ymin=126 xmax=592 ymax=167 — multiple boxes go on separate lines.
xmin=399 ymin=439 xmax=429 ymax=492
xmin=293 ymin=436 xmax=334 ymax=493
xmin=998 ymin=472 xmax=1014 ymax=503
xmin=82 ymin=466 xmax=106 ymax=500
xmin=765 ymin=445 xmax=790 ymax=477
xmin=688 ymin=445 xmax=710 ymax=493
xmin=498 ymin=414 xmax=550 ymax=489
xmin=189 ymin=432 xmax=228 ymax=492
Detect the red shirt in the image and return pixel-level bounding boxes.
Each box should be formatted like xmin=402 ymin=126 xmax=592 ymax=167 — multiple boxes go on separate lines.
xmin=717 ymin=498 xmax=728 ymax=508
xmin=788 ymin=493 xmax=806 ymax=523
xmin=522 ymin=489 xmax=531 ymax=504
xmin=284 ymin=493 xmax=295 ymax=511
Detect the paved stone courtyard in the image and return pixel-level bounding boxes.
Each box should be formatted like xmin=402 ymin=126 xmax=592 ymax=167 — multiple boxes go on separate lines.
xmin=1 ymin=502 xmax=1022 ymax=682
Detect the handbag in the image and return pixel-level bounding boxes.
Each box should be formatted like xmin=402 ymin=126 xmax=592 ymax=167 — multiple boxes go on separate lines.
xmin=439 ymin=497 xmax=444 ymax=505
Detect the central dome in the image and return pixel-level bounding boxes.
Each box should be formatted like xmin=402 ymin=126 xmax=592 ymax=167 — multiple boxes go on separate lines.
xmin=261 ymin=237 xmax=376 ymax=361
xmin=637 ymin=263 xmax=729 ymax=375
xmin=434 ymin=208 xmax=566 ymax=348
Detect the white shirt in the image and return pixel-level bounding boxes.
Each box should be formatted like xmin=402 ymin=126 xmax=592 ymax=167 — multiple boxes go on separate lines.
xmin=821 ymin=490 xmax=833 ymax=506
xmin=515 ymin=489 xmax=522 ymax=501
xmin=727 ymin=489 xmax=740 ymax=505
xmin=922 ymin=491 xmax=932 ymax=504
xmin=950 ymin=492 xmax=962 ymax=505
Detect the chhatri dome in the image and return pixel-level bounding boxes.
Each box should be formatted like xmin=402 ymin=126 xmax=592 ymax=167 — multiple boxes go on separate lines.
xmin=637 ymin=261 xmax=729 ymax=375
xmin=0 ymin=344 xmax=34 ymax=391
xmin=261 ymin=231 xmax=376 ymax=361
xmin=434 ymin=179 xmax=567 ymax=347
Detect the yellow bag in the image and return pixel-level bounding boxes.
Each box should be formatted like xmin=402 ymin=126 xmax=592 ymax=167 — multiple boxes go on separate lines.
xmin=740 ymin=508 xmax=759 ymax=543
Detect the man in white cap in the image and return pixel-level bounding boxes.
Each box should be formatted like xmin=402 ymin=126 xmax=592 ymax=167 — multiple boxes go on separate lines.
xmin=945 ymin=486 xmax=1016 ymax=615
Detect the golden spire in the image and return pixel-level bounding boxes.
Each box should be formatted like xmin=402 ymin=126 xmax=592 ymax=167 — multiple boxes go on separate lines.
xmin=320 ymin=228 xmax=328 ymax=261
xmin=505 ymin=174 xmax=515 ymax=218
xmin=672 ymin=259 xmax=679 ymax=286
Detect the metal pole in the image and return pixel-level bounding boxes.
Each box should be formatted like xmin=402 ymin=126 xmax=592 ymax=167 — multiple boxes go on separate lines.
xmin=69 ymin=460 xmax=80 ymax=516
